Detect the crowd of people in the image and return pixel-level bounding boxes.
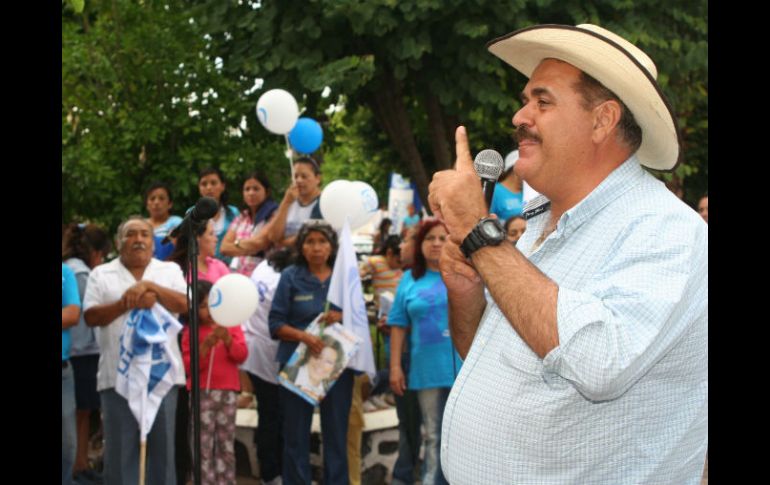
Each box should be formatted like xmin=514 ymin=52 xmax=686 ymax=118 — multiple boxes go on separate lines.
xmin=61 ymin=144 xmax=545 ymax=485
xmin=62 ymin=22 xmax=707 ymax=485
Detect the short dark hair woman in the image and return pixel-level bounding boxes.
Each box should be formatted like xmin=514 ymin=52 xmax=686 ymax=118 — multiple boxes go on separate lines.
xmin=268 ymin=220 xmax=355 ymax=484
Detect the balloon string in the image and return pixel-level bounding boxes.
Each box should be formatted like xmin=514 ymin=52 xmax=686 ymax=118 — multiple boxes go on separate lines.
xmin=285 ymin=134 xmax=295 ymax=181
xmin=206 ymin=346 xmax=215 ymax=393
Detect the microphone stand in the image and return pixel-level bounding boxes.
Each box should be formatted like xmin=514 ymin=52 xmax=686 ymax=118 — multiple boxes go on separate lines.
xmin=187 ymin=223 xmax=202 ymax=485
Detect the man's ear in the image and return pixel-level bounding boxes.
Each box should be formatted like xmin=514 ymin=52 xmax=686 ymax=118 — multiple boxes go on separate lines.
xmin=591 ymin=100 xmax=622 ymax=144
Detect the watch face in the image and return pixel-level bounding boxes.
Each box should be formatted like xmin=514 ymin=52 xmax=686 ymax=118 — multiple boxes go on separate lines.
xmin=481 ymin=220 xmax=504 ymax=239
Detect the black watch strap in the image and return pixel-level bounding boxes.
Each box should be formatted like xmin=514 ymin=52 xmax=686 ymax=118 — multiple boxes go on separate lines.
xmin=460 ymin=217 xmax=505 ymax=258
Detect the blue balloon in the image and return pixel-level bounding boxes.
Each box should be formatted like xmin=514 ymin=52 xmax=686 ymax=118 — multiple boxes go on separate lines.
xmin=288 ymin=117 xmax=323 ymax=154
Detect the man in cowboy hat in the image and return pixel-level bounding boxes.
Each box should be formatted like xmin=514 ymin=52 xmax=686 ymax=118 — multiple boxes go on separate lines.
xmin=428 ymin=24 xmax=707 ymax=484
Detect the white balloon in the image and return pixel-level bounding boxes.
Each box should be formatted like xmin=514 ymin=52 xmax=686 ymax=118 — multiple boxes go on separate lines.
xmin=208 ymin=274 xmax=259 ymax=327
xmin=349 ymin=181 xmax=379 ymax=230
xmin=320 ymin=180 xmax=380 ymax=231
xmin=319 ymin=180 xmax=353 ymax=230
xmin=256 ymin=89 xmax=300 ymax=135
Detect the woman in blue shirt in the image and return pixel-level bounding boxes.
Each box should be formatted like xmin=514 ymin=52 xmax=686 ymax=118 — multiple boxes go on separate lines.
xmin=389 ymin=218 xmax=458 ymax=485
xmin=268 ymin=220 xmax=350 ymax=485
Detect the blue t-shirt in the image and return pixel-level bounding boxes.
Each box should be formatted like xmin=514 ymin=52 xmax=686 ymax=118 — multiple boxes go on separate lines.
xmin=388 ymin=269 xmax=460 ymax=389
xmin=402 ymin=214 xmax=420 ymax=229
xmin=268 ymin=264 xmax=341 ymax=365
xmin=62 ymin=263 xmax=81 ymax=361
xmin=490 ymin=184 xmax=523 ymax=222
xmin=152 ymin=215 xmax=183 ymax=261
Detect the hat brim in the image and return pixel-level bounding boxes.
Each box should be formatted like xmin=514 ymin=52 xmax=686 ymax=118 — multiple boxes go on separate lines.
xmin=487 ymin=24 xmax=682 ymax=171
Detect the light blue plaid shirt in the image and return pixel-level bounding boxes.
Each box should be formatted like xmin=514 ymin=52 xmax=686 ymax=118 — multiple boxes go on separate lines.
xmin=441 ymin=157 xmax=708 ymax=485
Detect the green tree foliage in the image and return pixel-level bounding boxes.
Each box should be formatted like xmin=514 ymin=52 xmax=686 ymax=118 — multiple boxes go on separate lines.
xmin=62 ymin=0 xmax=290 ymax=231
xmin=197 ymin=0 xmax=707 ymax=207
xmin=63 ymin=1 xmax=708 ymax=230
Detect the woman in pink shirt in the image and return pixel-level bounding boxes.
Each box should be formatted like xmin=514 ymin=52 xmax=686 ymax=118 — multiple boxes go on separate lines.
xmin=181 ymin=280 xmax=248 ymax=485
xmin=168 ymin=220 xmax=230 ymax=283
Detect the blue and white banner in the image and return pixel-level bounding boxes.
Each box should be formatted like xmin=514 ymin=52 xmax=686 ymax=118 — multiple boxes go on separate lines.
xmin=115 ymin=305 xmax=184 ymax=441
xmin=328 ymin=220 xmax=376 ymax=381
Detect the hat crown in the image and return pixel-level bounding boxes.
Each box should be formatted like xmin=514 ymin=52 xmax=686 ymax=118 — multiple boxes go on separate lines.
xmin=576 ymin=24 xmax=658 ymax=79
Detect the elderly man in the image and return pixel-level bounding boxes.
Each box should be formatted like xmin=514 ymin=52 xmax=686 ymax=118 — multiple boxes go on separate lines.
xmin=428 ymin=24 xmax=707 ymax=484
xmin=83 ymin=216 xmax=187 ymax=485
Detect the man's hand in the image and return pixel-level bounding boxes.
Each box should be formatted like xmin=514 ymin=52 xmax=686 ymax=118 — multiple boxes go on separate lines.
xmin=304 ymin=334 xmax=325 ymax=356
xmin=122 ymin=282 xmax=149 ymax=310
xmin=440 ymin=239 xmax=482 ymax=293
xmin=136 ymin=291 xmax=158 ymax=309
xmin=428 ymin=126 xmax=488 ymax=244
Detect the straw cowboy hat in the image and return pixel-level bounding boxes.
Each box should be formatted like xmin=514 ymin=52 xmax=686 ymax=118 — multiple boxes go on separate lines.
xmin=487 ymin=24 xmax=682 ymax=171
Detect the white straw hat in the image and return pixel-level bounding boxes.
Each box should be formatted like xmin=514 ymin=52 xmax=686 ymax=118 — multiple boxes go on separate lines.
xmin=487 ymin=24 xmax=682 ymax=171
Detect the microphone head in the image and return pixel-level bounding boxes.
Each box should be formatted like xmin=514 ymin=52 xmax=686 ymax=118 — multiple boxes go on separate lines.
xmin=191 ymin=196 xmax=219 ymax=221
xmin=473 ymin=149 xmax=505 ymax=181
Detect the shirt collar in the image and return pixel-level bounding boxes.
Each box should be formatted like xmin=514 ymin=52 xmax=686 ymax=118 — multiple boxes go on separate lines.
xmin=558 ymin=156 xmax=644 ymax=237
xmin=519 ymin=155 xmax=645 ymax=245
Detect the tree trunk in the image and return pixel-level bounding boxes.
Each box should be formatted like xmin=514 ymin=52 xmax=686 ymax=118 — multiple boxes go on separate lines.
xmin=366 ymin=72 xmax=432 ymax=212
xmin=424 ymin=92 xmax=452 ymax=171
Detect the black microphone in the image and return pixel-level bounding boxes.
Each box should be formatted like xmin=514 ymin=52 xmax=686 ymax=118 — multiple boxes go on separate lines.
xmin=164 ymin=197 xmax=219 ymax=243
xmin=473 ymin=149 xmax=505 ymax=209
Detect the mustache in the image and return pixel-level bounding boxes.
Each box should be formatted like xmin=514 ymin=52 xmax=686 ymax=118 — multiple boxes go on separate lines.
xmin=515 ymin=125 xmax=542 ymax=144
xmin=131 ymin=243 xmax=148 ymax=250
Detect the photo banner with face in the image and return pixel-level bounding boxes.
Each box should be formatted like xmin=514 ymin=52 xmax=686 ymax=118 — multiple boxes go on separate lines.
xmin=278 ymin=315 xmax=362 ymax=406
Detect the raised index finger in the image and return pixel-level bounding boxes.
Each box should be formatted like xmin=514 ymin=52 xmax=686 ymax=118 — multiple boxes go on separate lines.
xmin=455 ymin=125 xmax=474 ymax=173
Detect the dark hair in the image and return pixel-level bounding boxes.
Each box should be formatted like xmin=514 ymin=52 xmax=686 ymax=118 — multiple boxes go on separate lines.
xmin=293 ymin=156 xmax=321 ymax=175
xmin=379 ymin=218 xmax=392 ymax=234
xmin=504 ymin=215 xmax=525 ymax=232
xmin=378 ymin=234 xmax=401 ymax=257
xmin=167 ymin=222 xmax=209 ymax=276
xmin=573 ymin=71 xmax=642 ymax=154
xmin=266 ymin=247 xmax=296 ymax=273
xmin=144 ymin=181 xmax=173 ymax=204
xmin=62 ymin=223 xmax=112 ymax=263
xmin=194 ymin=279 xmax=213 ymax=307
xmin=294 ymin=220 xmax=338 ymax=268
xmin=198 ymin=167 xmax=230 ymax=208
xmin=411 ymin=218 xmax=446 ymax=280
xmin=240 ymin=171 xmax=273 ymax=219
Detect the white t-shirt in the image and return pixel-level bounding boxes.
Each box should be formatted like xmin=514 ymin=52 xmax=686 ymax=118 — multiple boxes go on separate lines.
xmin=284 ymin=198 xmax=319 ymax=238
xmin=240 ymin=260 xmax=282 ymax=383
xmin=83 ymin=258 xmax=187 ymax=391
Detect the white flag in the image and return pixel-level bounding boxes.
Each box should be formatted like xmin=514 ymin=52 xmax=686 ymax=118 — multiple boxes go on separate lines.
xmin=115 ymin=304 xmax=184 ymax=441
xmin=328 ymin=220 xmax=377 ymax=381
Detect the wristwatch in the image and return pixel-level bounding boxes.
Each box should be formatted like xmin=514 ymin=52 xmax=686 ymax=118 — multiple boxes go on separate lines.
xmin=460 ymin=217 xmax=506 ymax=258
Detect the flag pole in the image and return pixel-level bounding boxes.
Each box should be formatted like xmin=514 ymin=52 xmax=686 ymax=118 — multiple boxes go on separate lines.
xmin=139 ymin=440 xmax=147 ymax=485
